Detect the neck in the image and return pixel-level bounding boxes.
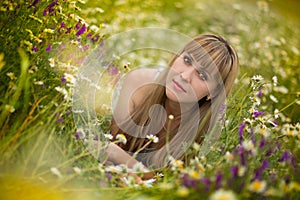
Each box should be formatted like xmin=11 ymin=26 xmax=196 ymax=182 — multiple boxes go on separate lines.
xmin=164 ymin=98 xmax=196 ymax=119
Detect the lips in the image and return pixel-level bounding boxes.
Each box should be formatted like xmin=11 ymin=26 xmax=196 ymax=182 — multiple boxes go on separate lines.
xmin=172 ymin=79 xmax=186 ymax=92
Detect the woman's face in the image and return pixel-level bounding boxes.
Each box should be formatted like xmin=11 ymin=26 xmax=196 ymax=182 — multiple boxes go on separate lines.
xmin=166 ymin=52 xmax=219 ymax=104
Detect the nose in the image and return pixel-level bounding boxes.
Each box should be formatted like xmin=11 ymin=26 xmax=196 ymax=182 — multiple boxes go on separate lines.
xmin=180 ymin=67 xmax=195 ymax=83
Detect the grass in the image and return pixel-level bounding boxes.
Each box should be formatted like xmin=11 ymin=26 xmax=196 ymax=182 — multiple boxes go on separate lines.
xmin=0 ymin=0 xmax=299 ymax=199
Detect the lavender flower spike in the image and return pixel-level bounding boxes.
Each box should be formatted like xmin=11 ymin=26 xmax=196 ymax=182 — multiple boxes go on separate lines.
xmin=253 ymin=111 xmax=264 ymax=118
xmin=239 ymin=122 xmax=246 ymax=144
xmin=76 ymin=24 xmax=86 ymax=36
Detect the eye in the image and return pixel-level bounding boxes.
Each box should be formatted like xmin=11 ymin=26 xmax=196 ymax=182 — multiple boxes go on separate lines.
xmin=183 ymin=55 xmax=192 ymax=66
xmin=199 ymin=71 xmax=208 ymax=81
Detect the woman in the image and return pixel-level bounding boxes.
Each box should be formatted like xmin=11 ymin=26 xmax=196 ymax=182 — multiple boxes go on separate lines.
xmin=104 ymin=34 xmax=239 ymax=177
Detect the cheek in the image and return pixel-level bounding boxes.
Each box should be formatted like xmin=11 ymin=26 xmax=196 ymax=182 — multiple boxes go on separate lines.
xmin=166 ymin=67 xmax=178 ymax=82
xmin=193 ymin=82 xmax=209 ymax=99
xmin=171 ymin=59 xmax=183 ymax=71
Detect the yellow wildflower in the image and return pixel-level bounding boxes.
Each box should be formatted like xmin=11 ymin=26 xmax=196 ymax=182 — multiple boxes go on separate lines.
xmin=9 ymin=82 xmax=17 ymax=90
xmin=5 ymin=105 xmax=15 ymax=113
xmin=249 ymin=180 xmax=267 ymax=193
xmin=23 ymin=40 xmax=33 ymax=48
xmin=225 ymin=151 xmax=234 ymax=162
xmin=177 ymin=187 xmax=189 ymax=197
xmin=64 ymin=73 xmax=76 ymax=85
xmin=33 ymin=36 xmax=42 ymax=43
xmin=43 ymin=28 xmax=54 ymax=34
xmin=116 ymin=134 xmax=127 ymax=144
xmin=197 ymin=163 xmax=205 ymax=172
xmin=290 ymin=182 xmax=300 ymax=191
xmin=257 ymin=1 xmax=268 ymax=12
xmin=25 ymin=29 xmax=33 ymax=36
xmin=73 ymin=167 xmax=82 ymax=174
xmin=29 ymin=15 xmax=43 ymax=23
xmin=169 ymin=156 xmax=184 ymax=170
xmin=209 ymin=189 xmax=237 ymax=200
xmin=6 ymin=72 xmax=16 ymax=80
xmin=188 ymin=170 xmax=201 ymax=179
xmin=238 ymin=166 xmax=246 ymax=177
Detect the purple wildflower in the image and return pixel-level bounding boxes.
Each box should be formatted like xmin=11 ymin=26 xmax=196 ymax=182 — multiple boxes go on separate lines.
xmin=83 ymin=44 xmax=90 ymax=51
xmin=28 ymin=0 xmax=39 ymax=7
xmin=99 ymin=180 xmax=107 ymax=187
xmin=106 ymin=173 xmax=112 ymax=181
xmin=265 ymin=148 xmax=274 ymax=156
xmin=93 ymin=135 xmax=99 ymax=141
xmin=291 ymin=154 xmax=298 ymax=170
xmin=238 ymin=122 xmax=246 ymax=144
xmin=46 ymin=44 xmax=52 ymax=52
xmin=253 ymin=159 xmax=269 ymax=180
xmin=236 ymin=145 xmax=246 ymax=165
xmin=65 ymin=27 xmax=71 ymax=34
xmin=276 ymin=141 xmax=281 ymax=150
xmin=272 ymin=120 xmax=278 ymax=127
xmin=261 ymin=159 xmax=269 ymax=170
xmin=215 ymin=172 xmax=222 ymax=189
xmin=33 ymin=46 xmax=38 ymax=52
xmin=76 ymin=24 xmax=86 ymax=36
xmin=43 ymin=0 xmax=58 ymax=16
xmin=66 ymin=110 xmax=72 ymax=115
xmin=87 ymin=33 xmax=92 ymax=38
xmin=199 ymin=177 xmax=211 ymax=191
xmin=218 ymin=103 xmax=227 ymax=121
xmin=75 ymin=21 xmax=81 ymax=29
xmin=231 ymin=165 xmax=238 ymax=178
xmin=257 ymin=90 xmax=263 ymax=98
xmin=259 ymin=137 xmax=266 ymax=149
xmin=91 ymin=35 xmax=99 ymax=43
xmin=58 ymin=22 xmax=65 ymax=33
xmin=278 ymin=150 xmax=290 ymax=162
xmin=61 ymin=76 xmax=66 ymax=84
xmin=218 ymin=103 xmax=227 ymax=113
xmin=108 ymin=66 xmax=119 ymax=76
xmin=249 ymin=128 xmax=256 ymax=145
xmin=100 ymin=40 xmax=105 ymax=47
xmin=182 ymin=174 xmax=196 ymax=188
xmin=253 ymin=111 xmax=264 ymax=118
xmin=285 ymin=175 xmax=290 ymax=184
xmin=56 ymin=117 xmax=64 ymax=123
xmin=28 ymin=0 xmax=40 ymax=13
xmin=74 ymin=132 xmax=84 ymax=139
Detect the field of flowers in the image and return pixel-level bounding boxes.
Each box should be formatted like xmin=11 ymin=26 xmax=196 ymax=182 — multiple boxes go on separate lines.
xmin=0 ymin=0 xmax=299 ymax=199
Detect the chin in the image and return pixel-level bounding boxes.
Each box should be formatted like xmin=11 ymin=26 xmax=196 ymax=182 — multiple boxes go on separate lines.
xmin=166 ymin=89 xmax=180 ymax=102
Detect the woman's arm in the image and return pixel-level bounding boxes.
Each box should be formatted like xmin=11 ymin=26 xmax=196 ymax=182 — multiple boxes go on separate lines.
xmin=105 ymin=142 xmax=139 ymax=167
xmin=105 ymin=142 xmax=155 ymax=180
xmin=104 ymin=69 xmax=158 ymax=179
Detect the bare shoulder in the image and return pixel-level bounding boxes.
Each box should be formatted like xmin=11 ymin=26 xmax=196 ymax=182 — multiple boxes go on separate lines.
xmin=124 ymin=68 xmax=157 ymax=86
xmin=122 ymin=68 xmax=158 ymax=108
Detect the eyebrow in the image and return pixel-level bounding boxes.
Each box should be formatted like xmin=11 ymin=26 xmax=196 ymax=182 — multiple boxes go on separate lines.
xmin=185 ymin=52 xmax=213 ymax=80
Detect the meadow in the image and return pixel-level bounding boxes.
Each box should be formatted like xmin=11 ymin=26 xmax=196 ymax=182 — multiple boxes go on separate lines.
xmin=0 ymin=0 xmax=299 ymax=199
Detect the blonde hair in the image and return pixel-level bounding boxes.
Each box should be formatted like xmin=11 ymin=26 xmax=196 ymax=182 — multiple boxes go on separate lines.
xmin=110 ymin=34 xmax=239 ymax=169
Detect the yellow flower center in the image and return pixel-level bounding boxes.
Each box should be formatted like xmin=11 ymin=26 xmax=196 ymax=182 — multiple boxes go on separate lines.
xmin=252 ymin=181 xmax=263 ymax=191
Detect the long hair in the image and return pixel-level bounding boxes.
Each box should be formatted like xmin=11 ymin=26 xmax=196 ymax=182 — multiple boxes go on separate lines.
xmin=109 ymin=34 xmax=239 ymax=169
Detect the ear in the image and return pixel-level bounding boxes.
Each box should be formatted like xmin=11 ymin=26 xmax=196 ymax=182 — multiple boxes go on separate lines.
xmin=209 ymin=83 xmax=221 ymax=99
